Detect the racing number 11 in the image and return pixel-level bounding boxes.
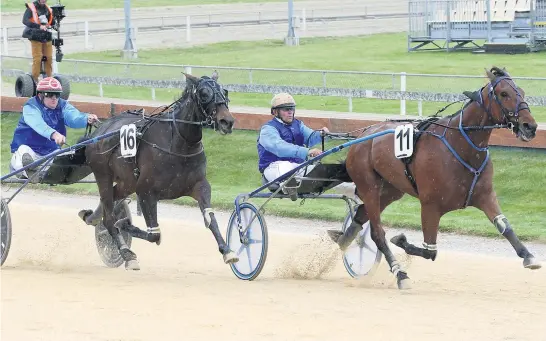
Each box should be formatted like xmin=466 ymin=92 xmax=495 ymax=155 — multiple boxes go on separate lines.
xmin=394 ymin=124 xmax=414 ymax=159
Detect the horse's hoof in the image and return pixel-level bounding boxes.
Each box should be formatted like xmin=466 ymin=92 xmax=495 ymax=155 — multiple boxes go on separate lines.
xmin=523 ymin=257 xmax=542 ymax=270
xmin=396 ymin=271 xmax=412 ymax=290
xmin=327 ymin=230 xmax=343 ymax=244
xmin=390 ymin=234 xmax=407 ymax=248
xmin=78 ymin=209 xmax=93 ymax=224
xmin=223 ymin=251 xmax=239 ymax=264
xmin=114 ymin=217 xmax=131 ymax=230
xmin=397 ymin=278 xmax=412 ymax=290
xmin=148 ymin=233 xmax=161 ymax=246
xmin=125 ymin=259 xmax=140 ymax=271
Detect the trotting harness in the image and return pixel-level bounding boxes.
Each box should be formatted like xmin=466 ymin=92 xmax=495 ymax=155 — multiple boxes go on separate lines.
xmin=89 ymin=77 xmax=229 ymax=178
xmin=391 ymin=75 xmax=529 ymax=208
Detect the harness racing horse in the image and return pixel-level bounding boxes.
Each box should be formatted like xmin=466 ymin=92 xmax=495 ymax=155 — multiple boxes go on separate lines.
xmin=78 ymin=72 xmax=238 ymax=270
xmin=328 ymin=67 xmax=541 ymax=289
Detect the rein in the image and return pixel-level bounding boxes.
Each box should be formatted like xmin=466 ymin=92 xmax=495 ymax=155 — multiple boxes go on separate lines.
xmin=91 ymin=78 xmax=227 ymax=159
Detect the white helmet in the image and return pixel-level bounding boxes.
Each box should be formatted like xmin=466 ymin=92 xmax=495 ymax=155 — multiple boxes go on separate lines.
xmin=271 ymin=93 xmax=296 ymax=111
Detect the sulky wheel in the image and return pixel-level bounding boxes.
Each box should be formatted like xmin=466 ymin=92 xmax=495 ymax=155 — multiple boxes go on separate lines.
xmin=226 ymin=202 xmax=268 ymax=280
xmin=95 ymin=200 xmax=132 ymax=268
xmin=1 ymin=199 xmax=13 ymax=266
xmin=341 ymin=211 xmax=382 ymax=278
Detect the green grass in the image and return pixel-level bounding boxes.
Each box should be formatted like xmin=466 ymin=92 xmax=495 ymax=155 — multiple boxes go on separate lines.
xmin=4 ymin=33 xmax=544 ymax=121
xmin=0 ymin=0 xmax=285 ymax=12
xmin=2 ymin=112 xmax=545 ymax=242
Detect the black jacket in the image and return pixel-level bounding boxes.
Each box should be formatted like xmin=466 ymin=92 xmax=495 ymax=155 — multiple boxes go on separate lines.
xmin=22 ymin=1 xmax=52 ymax=42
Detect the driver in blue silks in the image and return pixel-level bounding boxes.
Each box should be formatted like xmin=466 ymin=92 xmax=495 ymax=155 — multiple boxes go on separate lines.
xmin=257 ymin=93 xmax=329 ymax=200
xmin=9 ymin=77 xmax=98 ymax=180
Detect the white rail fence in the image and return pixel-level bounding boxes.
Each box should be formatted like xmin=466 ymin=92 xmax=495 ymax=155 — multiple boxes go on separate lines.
xmin=3 ymin=57 xmax=546 ymax=115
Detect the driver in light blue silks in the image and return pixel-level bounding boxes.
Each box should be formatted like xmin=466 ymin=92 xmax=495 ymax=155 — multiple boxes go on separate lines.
xmin=9 ymin=77 xmax=98 ymax=181
xmin=258 ymin=93 xmax=326 ymax=175
xmin=257 ymin=93 xmax=358 ymax=201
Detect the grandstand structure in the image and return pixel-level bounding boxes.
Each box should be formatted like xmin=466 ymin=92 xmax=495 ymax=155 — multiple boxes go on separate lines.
xmin=408 ymin=0 xmax=546 ymax=52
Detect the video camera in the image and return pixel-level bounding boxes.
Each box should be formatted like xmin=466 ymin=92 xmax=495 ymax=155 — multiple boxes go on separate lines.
xmin=39 ymin=3 xmax=66 ymax=62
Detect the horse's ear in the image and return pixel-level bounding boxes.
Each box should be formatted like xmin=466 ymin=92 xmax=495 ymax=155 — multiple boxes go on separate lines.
xmin=485 ymin=68 xmax=496 ymax=82
xmin=517 ymin=86 xmax=526 ymax=98
xmin=211 ymin=70 xmax=219 ymax=81
xmin=183 ymin=73 xmax=199 ymax=86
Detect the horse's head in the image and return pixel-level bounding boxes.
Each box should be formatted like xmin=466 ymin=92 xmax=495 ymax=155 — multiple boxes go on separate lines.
xmin=183 ymin=71 xmax=235 ymax=134
xmin=485 ymin=67 xmax=537 ymax=142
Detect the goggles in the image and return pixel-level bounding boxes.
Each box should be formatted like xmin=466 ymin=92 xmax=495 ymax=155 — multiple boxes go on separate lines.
xmin=43 ymin=92 xmax=61 ymax=99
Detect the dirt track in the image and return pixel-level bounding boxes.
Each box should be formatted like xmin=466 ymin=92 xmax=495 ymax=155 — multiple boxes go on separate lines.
xmin=1 ymin=189 xmax=545 ymax=341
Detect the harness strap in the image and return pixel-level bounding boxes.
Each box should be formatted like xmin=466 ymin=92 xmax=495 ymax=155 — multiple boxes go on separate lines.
xmin=139 ymin=138 xmax=204 ymax=158
xmin=403 ymin=160 xmax=419 ymax=195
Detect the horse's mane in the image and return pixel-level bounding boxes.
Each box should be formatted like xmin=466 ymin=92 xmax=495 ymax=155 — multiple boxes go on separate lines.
xmin=441 ymin=67 xmax=509 ymax=120
xmin=490 ymin=66 xmax=510 ymax=78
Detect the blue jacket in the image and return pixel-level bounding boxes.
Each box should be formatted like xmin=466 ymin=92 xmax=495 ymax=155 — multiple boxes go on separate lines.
xmin=257 ymin=118 xmax=322 ymax=172
xmin=11 ymin=96 xmax=89 ymax=155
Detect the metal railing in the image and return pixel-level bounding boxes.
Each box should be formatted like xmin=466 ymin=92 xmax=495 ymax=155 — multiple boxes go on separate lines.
xmin=3 ymin=56 xmax=546 ymax=114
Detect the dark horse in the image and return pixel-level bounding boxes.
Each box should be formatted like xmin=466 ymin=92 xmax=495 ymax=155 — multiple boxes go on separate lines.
xmin=328 ymin=67 xmax=541 ymax=289
xmin=78 ymin=72 xmax=238 ymax=270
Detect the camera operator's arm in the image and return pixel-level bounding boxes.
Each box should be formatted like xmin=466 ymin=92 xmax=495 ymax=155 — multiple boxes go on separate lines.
xmin=22 ymin=8 xmax=41 ymax=29
xmin=22 ymin=7 xmax=48 ymax=32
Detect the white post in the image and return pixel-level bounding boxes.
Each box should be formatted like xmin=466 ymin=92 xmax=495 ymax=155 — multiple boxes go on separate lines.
xmin=52 ymin=60 xmax=59 ymax=74
xmin=2 ymin=27 xmax=8 ymax=55
xmin=99 ymin=83 xmax=104 ymax=97
xmin=302 ymin=8 xmax=307 ymax=31
xmin=186 ymin=16 xmax=191 ymax=42
xmin=151 ymin=88 xmax=156 ymax=100
xmin=182 ymin=66 xmax=192 ymax=82
xmin=84 ymin=21 xmax=90 ymax=49
xmin=348 ymin=96 xmax=353 ymax=112
xmin=418 ymin=100 xmax=423 ymax=117
xmin=400 ymin=72 xmax=407 ymax=115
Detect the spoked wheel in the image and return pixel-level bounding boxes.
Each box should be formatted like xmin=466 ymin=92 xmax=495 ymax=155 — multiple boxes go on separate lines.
xmin=341 ymin=211 xmax=382 ymax=278
xmin=226 ymin=202 xmax=268 ymax=280
xmin=95 ymin=200 xmax=132 ymax=268
xmin=1 ymin=200 xmax=13 ymax=266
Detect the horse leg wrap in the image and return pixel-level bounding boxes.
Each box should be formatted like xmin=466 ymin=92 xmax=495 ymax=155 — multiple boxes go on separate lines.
xmin=390 ymin=260 xmax=404 ymax=275
xmin=146 ymin=227 xmax=161 ymax=245
xmin=203 ymin=208 xmax=214 ymax=229
xmin=493 ymin=214 xmax=512 ymax=235
xmin=405 ymin=242 xmax=437 ymax=261
xmin=391 ymin=234 xmax=437 ymax=261
xmin=493 ymin=214 xmax=530 ymax=259
xmin=337 ymin=221 xmax=363 ymax=251
xmin=147 ymin=227 xmax=161 ymax=234
xmin=421 ymin=242 xmax=438 ymax=261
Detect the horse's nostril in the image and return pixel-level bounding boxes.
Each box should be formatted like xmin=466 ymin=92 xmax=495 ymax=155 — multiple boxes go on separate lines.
xmin=219 ymin=119 xmax=233 ymax=130
xmin=523 ymin=122 xmax=537 ymax=134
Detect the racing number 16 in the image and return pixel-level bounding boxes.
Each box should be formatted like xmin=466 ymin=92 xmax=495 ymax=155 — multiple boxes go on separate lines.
xmin=120 ymin=124 xmax=137 ymax=157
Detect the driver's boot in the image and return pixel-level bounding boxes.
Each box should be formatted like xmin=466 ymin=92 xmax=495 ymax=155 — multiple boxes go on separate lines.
xmin=282 ymin=178 xmax=299 ymax=201
xmin=22 ymin=153 xmax=41 ymax=184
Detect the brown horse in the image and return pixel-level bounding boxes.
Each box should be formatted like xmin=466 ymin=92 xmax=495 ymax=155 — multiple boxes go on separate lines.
xmin=328 ymin=67 xmax=541 ymax=289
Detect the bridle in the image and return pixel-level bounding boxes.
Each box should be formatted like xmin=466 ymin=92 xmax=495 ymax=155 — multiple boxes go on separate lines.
xmin=478 ymin=76 xmax=530 ymax=134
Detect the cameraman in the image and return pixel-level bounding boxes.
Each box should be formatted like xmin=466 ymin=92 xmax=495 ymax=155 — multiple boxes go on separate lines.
xmin=22 ymin=0 xmax=53 ymax=83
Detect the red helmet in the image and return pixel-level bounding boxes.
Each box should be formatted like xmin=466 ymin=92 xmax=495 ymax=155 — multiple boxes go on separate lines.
xmin=36 ymin=77 xmax=62 ymax=93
